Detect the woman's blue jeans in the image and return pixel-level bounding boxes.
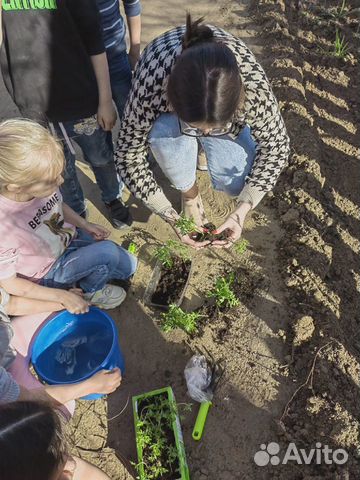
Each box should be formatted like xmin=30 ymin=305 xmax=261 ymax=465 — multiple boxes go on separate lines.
xmin=41 ymin=230 xmax=137 ymax=293
xmin=148 ymin=113 xmax=256 ymax=196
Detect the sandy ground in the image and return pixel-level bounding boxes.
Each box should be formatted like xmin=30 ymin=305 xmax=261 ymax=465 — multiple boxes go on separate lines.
xmin=1 ymin=0 xmax=359 ymax=479
xmin=65 ymin=2 xmax=295 ymax=479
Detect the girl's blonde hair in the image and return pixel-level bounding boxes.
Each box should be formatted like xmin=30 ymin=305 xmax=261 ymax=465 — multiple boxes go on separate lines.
xmin=0 ymin=118 xmax=65 ymax=190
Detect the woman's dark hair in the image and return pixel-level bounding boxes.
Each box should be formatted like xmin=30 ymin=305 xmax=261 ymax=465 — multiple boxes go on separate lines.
xmin=0 ymin=401 xmax=67 ymax=480
xmin=167 ymin=14 xmax=242 ymax=125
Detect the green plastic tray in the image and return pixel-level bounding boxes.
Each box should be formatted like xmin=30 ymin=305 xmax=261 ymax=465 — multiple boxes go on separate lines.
xmin=132 ymin=386 xmax=190 ymax=480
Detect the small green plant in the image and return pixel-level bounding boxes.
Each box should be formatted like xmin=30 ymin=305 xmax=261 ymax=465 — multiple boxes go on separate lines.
xmin=166 ymin=239 xmax=190 ymax=259
xmin=154 ymin=243 xmax=174 ymax=268
xmin=333 ymin=29 xmax=349 ymax=58
xmin=160 ymin=304 xmax=201 ymax=334
xmin=207 ymin=272 xmax=240 ymax=309
xmin=233 ymin=238 xmax=249 ymax=255
xmin=134 ymin=394 xmax=181 ymax=479
xmin=154 ymin=240 xmax=190 ymax=268
xmin=174 ymin=213 xmax=199 ymax=236
xmin=128 ymin=242 xmax=139 ymax=255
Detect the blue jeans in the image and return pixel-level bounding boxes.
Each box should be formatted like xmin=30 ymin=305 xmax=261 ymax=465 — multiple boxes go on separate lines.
xmin=55 ymin=118 xmax=123 ymax=215
xmin=41 ymin=229 xmax=137 ymax=293
xmin=148 ymin=113 xmax=256 ymax=196
xmin=109 ymin=50 xmax=132 ymax=118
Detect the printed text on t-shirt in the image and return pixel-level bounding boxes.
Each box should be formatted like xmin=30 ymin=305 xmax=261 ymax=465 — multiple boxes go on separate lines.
xmin=28 ymin=192 xmax=60 ymax=230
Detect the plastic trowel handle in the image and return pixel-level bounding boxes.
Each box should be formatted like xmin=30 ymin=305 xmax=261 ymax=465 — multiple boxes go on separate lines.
xmin=192 ymin=401 xmax=212 ymax=440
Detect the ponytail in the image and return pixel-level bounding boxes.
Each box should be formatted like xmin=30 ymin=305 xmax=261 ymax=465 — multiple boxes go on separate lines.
xmin=182 ymin=14 xmax=214 ymax=49
xmin=167 ymin=14 xmax=242 ymax=125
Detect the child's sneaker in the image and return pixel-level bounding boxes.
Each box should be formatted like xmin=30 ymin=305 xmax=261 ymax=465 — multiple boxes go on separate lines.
xmin=105 ymin=198 xmax=132 ymax=230
xmin=84 ymin=285 xmax=126 ymax=309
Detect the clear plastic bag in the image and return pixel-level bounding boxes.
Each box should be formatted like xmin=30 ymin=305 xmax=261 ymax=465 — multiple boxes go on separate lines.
xmin=184 ymin=355 xmax=213 ymax=403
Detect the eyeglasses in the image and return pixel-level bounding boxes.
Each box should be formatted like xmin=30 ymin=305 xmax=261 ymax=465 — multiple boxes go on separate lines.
xmin=179 ymin=119 xmax=232 ymax=137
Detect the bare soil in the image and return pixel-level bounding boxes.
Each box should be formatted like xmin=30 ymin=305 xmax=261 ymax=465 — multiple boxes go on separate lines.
xmin=150 ymin=257 xmax=192 ymax=307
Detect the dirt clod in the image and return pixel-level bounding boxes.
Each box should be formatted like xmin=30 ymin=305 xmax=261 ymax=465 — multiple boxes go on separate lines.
xmin=293 ymin=316 xmax=315 ymax=346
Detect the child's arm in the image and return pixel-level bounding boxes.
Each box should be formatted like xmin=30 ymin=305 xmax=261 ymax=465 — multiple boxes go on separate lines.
xmin=63 ymin=203 xmax=110 ymax=240
xmin=123 ymin=0 xmax=142 ymax=69
xmin=91 ymin=52 xmax=117 ymax=131
xmin=0 ymin=276 xmax=89 ymax=315
xmin=18 ymin=368 xmax=121 ymax=405
xmin=6 ymin=296 xmax=65 ymax=316
xmin=66 ymin=0 xmax=116 ymax=131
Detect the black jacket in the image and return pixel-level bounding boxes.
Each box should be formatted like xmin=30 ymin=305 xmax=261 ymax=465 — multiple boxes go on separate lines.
xmin=1 ymin=0 xmax=104 ymax=122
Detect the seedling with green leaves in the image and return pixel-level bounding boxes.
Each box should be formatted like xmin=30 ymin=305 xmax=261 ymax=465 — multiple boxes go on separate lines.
xmin=128 ymin=242 xmax=139 ymax=255
xmin=233 ymin=238 xmax=249 ymax=255
xmin=207 ymin=272 xmax=240 ymax=309
xmin=160 ymin=304 xmax=201 ymax=334
xmin=333 ymin=29 xmax=349 ymax=58
xmin=174 ymin=213 xmax=200 ymax=236
xmin=154 ymin=243 xmax=174 ymax=269
xmin=154 ymin=240 xmax=190 ymax=269
xmin=133 ymin=391 xmax=190 ymax=480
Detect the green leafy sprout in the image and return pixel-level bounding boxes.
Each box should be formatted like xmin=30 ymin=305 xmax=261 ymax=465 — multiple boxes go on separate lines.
xmin=154 ymin=240 xmax=190 ymax=269
xmin=134 ymin=395 xmax=190 ymax=480
xmin=128 ymin=242 xmax=139 ymax=255
xmin=207 ymin=272 xmax=240 ymax=309
xmin=174 ymin=213 xmax=200 ymax=236
xmin=233 ymin=238 xmax=249 ymax=255
xmin=333 ymin=29 xmax=349 ymax=58
xmin=160 ymin=304 xmax=201 ymax=334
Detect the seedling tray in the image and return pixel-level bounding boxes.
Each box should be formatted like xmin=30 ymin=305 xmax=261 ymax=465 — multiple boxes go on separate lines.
xmin=132 ymin=386 xmax=190 ymax=480
xmin=143 ymin=258 xmax=193 ymax=310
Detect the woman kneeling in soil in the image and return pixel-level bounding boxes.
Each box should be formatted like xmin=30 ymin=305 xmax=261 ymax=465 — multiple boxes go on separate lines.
xmin=115 ymin=14 xmax=290 ymax=247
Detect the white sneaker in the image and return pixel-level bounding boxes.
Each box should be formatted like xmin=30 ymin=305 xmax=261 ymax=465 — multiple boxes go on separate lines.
xmin=84 ymin=284 xmax=126 ymax=309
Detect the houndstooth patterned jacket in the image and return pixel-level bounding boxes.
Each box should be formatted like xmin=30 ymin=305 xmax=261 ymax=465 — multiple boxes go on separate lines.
xmin=115 ymin=25 xmax=290 ymax=213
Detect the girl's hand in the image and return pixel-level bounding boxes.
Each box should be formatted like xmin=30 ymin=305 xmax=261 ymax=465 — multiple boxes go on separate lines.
xmin=86 ymin=368 xmax=122 ymax=394
xmin=97 ymin=99 xmax=117 ymax=131
xmin=84 ymin=222 xmax=110 ymax=240
xmin=60 ymin=291 xmax=89 ymax=314
xmin=212 ymin=202 xmax=251 ymax=248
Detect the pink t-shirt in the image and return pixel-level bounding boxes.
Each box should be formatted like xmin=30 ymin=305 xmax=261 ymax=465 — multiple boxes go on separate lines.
xmin=0 ymin=190 xmax=76 ymax=281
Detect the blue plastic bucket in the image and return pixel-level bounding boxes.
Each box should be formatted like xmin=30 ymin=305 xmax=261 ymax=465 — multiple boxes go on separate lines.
xmin=31 ymin=307 xmax=124 ymax=400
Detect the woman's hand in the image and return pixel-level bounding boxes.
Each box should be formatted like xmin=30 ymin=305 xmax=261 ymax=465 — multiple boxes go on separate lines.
xmin=83 ymin=222 xmax=110 ymax=240
xmin=211 ymin=202 xmax=252 ymax=248
xmin=97 ymin=99 xmax=117 ymax=131
xmin=59 ymin=291 xmax=90 ymax=314
xmin=177 ymin=232 xmax=210 ymax=250
xmin=85 ymin=368 xmax=122 ymax=395
xmin=159 ymin=207 xmax=210 ymax=250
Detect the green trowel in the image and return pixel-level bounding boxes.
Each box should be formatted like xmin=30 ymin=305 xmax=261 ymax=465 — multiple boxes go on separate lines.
xmin=184 ymin=347 xmax=224 ymax=441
